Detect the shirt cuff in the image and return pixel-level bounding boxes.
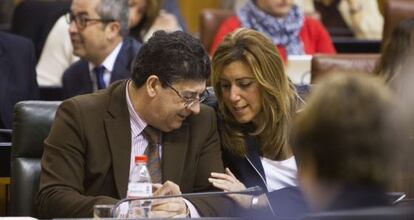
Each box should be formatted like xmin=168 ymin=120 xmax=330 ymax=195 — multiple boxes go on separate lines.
xmin=183 ymin=199 xmax=200 ymax=218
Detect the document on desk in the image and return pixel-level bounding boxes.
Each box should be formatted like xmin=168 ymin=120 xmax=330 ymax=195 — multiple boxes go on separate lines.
xmin=286 ymin=55 xmax=312 ymax=85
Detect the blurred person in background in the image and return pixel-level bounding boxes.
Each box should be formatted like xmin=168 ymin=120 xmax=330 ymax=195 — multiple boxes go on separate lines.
xmin=374 ymin=18 xmax=414 ymax=89
xmin=210 ymin=0 xmax=336 ymax=59
xmin=209 ymin=28 xmax=308 ymax=218
xmin=0 ymin=0 xmax=14 ymax=27
xmin=291 ymin=73 xmax=405 ymax=211
xmin=37 ymin=0 xmax=182 ymax=87
xmin=222 ymin=0 xmax=315 ymax=14
xmin=313 ymin=0 xmax=383 ymax=40
xmin=0 ymin=31 xmax=38 ymax=137
xmin=61 ymin=0 xmax=141 ymax=98
xmin=374 ymin=17 xmax=414 ymax=199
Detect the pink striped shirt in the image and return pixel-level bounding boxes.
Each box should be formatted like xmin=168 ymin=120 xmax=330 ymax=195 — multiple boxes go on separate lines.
xmin=126 ymin=80 xmax=151 ymax=172
xmin=124 ymin=81 xmax=201 ymax=216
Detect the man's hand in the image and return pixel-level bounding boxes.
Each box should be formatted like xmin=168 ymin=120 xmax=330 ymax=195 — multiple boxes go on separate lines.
xmin=151 ymin=181 xmax=189 ymax=218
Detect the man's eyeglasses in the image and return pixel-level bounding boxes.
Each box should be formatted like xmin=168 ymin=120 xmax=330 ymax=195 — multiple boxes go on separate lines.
xmin=66 ymin=13 xmax=115 ymax=29
xmin=165 ymin=82 xmax=209 ymax=108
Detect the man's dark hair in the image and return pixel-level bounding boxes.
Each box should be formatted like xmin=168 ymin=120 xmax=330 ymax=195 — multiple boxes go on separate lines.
xmin=131 ymin=30 xmax=210 ymax=87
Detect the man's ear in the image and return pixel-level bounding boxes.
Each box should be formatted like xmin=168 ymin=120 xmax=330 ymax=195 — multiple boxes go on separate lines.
xmin=146 ymin=75 xmax=161 ymax=98
xmin=106 ymin=22 xmax=121 ymax=40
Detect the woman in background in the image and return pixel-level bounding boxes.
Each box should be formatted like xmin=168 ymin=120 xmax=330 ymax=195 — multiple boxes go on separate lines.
xmin=209 ymin=28 xmax=308 ymax=218
xmin=210 ymin=0 xmax=335 ymax=59
xmin=314 ymin=0 xmax=383 ymax=40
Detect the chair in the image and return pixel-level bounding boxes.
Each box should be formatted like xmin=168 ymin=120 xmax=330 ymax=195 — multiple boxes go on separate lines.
xmin=9 ymin=101 xmax=61 ymax=217
xmin=311 ymin=54 xmax=380 ymax=83
xmin=199 ymin=9 xmax=234 ymax=52
xmin=382 ymin=0 xmax=414 ymax=43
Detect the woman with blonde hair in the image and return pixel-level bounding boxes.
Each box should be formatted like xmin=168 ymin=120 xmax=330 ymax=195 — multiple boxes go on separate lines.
xmin=209 ymin=28 xmax=308 ymax=218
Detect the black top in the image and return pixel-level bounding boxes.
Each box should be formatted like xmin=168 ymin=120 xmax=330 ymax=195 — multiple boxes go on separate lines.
xmin=221 ymin=134 xmax=309 ymax=218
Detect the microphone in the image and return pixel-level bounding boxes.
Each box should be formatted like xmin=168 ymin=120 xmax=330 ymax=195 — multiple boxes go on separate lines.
xmin=112 ymin=186 xmax=268 ymax=217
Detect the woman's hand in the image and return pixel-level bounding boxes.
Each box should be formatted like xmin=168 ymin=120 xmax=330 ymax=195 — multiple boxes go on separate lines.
xmin=209 ymin=168 xmax=252 ymax=209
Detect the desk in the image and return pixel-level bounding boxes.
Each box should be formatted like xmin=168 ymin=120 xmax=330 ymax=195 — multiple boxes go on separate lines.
xmin=0 ymin=177 xmax=10 ymax=216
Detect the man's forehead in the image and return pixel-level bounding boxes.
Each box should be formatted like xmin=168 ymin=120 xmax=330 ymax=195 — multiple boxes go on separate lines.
xmin=172 ymin=80 xmax=207 ymax=92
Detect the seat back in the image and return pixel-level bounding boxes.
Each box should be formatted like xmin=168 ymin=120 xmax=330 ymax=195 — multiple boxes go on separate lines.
xmin=9 ymin=101 xmax=61 ymax=217
xmin=383 ymin=0 xmax=414 ymax=43
xmin=311 ymin=54 xmax=380 ymax=83
xmin=199 ymin=9 xmax=234 ymax=52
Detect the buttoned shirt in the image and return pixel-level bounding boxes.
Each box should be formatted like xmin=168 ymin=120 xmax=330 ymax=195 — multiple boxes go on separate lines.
xmin=88 ymin=42 xmax=123 ymax=90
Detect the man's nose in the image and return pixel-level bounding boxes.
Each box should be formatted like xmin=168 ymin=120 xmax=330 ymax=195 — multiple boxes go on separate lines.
xmin=68 ymin=20 xmax=78 ymax=33
xmin=187 ymin=101 xmax=201 ymax=115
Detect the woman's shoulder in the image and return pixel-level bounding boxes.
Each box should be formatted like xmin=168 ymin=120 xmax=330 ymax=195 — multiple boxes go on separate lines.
xmin=300 ymin=16 xmax=333 ymax=41
xmin=302 ymin=16 xmax=325 ymax=29
xmin=222 ymin=15 xmax=242 ymax=27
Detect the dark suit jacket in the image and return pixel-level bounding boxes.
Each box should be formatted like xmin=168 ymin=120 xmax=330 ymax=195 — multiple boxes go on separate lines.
xmin=10 ymin=0 xmax=71 ymax=59
xmin=38 ymin=80 xmax=233 ymax=218
xmin=222 ymin=135 xmax=309 ymax=218
xmin=62 ymin=37 xmax=141 ymax=99
xmin=0 ymin=31 xmax=38 ymax=131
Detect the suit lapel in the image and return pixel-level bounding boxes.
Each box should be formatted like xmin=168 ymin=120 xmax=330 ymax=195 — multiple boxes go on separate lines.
xmin=81 ymin=61 xmax=94 ymax=93
xmin=104 ymin=81 xmax=131 ymax=198
xmin=110 ymin=38 xmax=133 ymax=83
xmin=161 ymin=122 xmax=189 ymax=184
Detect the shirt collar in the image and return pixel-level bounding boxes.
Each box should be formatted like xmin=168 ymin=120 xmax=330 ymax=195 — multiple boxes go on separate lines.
xmin=126 ymin=80 xmax=147 ymax=139
xmin=88 ymin=41 xmax=123 ymax=73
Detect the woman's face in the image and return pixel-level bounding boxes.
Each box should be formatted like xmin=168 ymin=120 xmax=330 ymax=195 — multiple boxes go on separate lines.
xmin=256 ymin=0 xmax=294 ymax=17
xmin=128 ymin=0 xmax=147 ymax=28
xmin=219 ymin=61 xmax=262 ymax=125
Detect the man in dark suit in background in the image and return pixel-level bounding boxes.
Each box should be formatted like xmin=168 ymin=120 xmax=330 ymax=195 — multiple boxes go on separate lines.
xmin=38 ymin=30 xmax=234 ymax=218
xmin=62 ymin=0 xmax=141 ymax=99
xmin=0 ymin=31 xmax=38 ymax=136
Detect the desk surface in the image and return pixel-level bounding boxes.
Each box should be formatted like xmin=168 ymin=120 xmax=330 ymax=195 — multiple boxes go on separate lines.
xmin=0 ymin=177 xmax=10 ymax=185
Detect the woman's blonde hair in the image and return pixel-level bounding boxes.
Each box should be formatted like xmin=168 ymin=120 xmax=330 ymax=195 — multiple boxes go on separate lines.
xmin=211 ymin=28 xmax=297 ymax=160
